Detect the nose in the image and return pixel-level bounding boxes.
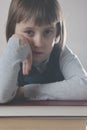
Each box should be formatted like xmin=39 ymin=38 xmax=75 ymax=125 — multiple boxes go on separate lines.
xmin=33 ymin=34 xmax=43 ymax=48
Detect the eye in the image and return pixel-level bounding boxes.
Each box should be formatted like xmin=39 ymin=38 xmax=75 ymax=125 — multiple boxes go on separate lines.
xmin=24 ymin=30 xmax=34 ymax=37
xmin=44 ymin=29 xmax=53 ymax=37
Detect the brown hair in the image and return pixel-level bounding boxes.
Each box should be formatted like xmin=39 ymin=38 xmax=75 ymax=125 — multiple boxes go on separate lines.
xmin=6 ymin=0 xmax=66 ymax=49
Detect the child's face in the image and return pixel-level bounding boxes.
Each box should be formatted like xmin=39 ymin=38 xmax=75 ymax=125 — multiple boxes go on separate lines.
xmin=15 ymin=18 xmax=57 ymax=62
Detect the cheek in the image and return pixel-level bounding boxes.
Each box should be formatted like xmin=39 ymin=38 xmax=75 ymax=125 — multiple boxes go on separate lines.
xmin=15 ymin=24 xmax=21 ymax=34
xmin=47 ymin=37 xmax=55 ymax=47
xmin=45 ymin=41 xmax=54 ymax=53
xmin=45 ymin=38 xmax=55 ymax=54
xmin=15 ymin=24 xmax=25 ymax=36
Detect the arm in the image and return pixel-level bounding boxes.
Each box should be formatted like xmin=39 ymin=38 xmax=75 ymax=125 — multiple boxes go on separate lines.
xmin=0 ymin=36 xmax=30 ymax=103
xmin=22 ymin=45 xmax=87 ymax=100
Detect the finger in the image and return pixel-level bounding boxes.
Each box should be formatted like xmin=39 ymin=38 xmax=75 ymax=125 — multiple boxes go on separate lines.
xmin=13 ymin=33 xmax=29 ymax=46
xmin=22 ymin=56 xmax=32 ymax=75
xmin=23 ymin=59 xmax=30 ymax=75
xmin=24 ymin=51 xmax=32 ymax=75
xmin=23 ymin=60 xmax=29 ymax=75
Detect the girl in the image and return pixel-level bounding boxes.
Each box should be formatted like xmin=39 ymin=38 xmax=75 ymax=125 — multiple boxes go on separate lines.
xmin=0 ymin=0 xmax=87 ymax=103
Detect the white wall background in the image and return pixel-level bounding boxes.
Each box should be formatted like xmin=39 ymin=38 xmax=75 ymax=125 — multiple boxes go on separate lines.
xmin=60 ymin=0 xmax=87 ymax=70
xmin=0 ymin=0 xmax=87 ymax=70
xmin=0 ymin=0 xmax=11 ymax=54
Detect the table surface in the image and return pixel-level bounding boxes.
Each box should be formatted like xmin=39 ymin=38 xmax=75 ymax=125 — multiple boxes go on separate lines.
xmin=0 ymin=117 xmax=86 ymax=130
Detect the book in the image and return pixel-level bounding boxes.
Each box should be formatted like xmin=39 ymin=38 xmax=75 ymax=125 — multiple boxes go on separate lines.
xmin=0 ymin=99 xmax=87 ymax=117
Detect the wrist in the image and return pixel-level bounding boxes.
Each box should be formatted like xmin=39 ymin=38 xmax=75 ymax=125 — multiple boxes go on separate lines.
xmin=16 ymin=87 xmax=24 ymax=99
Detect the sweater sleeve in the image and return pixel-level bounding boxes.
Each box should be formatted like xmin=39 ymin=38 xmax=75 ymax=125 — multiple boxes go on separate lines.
xmin=0 ymin=36 xmax=30 ymax=103
xmin=23 ymin=45 xmax=87 ymax=100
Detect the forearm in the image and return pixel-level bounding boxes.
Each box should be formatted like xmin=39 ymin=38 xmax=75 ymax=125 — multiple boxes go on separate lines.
xmin=0 ymin=36 xmax=29 ymax=103
xmin=21 ymin=75 xmax=87 ymax=100
xmin=40 ymin=76 xmax=87 ymax=100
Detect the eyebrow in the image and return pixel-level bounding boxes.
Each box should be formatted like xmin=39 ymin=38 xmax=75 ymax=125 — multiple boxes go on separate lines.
xmin=23 ymin=27 xmax=34 ymax=30
xmin=23 ymin=25 xmax=55 ymax=31
xmin=45 ymin=26 xmax=55 ymax=29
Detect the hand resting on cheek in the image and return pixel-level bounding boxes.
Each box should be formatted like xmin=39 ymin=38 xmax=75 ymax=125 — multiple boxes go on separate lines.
xmin=13 ymin=34 xmax=32 ymax=75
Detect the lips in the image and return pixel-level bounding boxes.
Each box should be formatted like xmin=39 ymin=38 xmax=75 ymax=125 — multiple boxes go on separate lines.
xmin=32 ymin=51 xmax=43 ymax=55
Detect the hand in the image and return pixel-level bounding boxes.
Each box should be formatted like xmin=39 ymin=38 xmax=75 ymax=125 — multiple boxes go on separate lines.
xmin=12 ymin=34 xmax=32 ymax=75
xmin=15 ymin=87 xmax=24 ymax=100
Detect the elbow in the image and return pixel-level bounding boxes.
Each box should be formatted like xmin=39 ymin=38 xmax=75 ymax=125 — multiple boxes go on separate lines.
xmin=80 ymin=76 xmax=87 ymax=88
xmin=81 ymin=77 xmax=87 ymax=99
xmin=0 ymin=96 xmax=9 ymax=104
xmin=74 ymin=76 xmax=87 ymax=100
xmin=0 ymin=89 xmax=16 ymax=104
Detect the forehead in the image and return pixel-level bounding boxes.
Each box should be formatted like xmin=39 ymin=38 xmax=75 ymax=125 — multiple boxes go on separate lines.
xmin=17 ymin=18 xmax=57 ymax=28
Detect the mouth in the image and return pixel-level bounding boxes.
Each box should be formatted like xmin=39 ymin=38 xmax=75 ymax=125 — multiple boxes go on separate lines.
xmin=32 ymin=51 xmax=43 ymax=55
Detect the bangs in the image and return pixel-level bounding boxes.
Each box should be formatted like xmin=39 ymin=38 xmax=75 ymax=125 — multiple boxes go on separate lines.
xmin=16 ymin=0 xmax=60 ymax=25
